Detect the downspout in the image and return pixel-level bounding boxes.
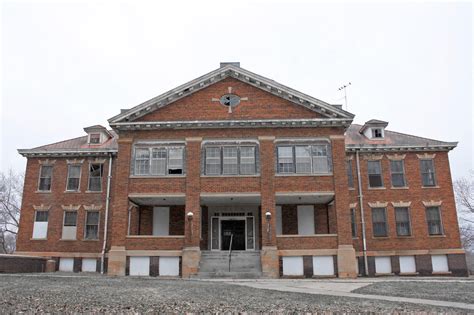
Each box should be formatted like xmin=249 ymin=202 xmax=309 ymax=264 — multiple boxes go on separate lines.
xmin=356 ymin=150 xmax=369 ymax=276
xmin=101 ymin=153 xmax=113 ymax=274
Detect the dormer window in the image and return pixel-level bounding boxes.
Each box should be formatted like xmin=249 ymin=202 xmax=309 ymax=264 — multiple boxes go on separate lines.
xmin=372 ymin=128 xmax=383 ymax=139
xmin=90 ymin=133 xmax=101 ymax=144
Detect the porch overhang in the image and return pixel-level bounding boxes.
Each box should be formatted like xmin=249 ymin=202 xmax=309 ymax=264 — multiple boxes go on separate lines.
xmin=275 ymin=192 xmax=334 ymax=204
xmin=200 ymin=193 xmax=261 ymax=205
xmin=128 ymin=193 xmax=186 ymax=206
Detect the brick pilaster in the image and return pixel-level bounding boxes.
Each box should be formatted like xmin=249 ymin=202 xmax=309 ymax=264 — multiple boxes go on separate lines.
xmin=259 ymin=136 xmax=276 ymax=247
xmin=184 ymin=137 xmax=202 ymax=247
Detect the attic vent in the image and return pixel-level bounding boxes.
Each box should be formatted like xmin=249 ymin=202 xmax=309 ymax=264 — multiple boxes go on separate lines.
xmin=220 ymin=62 xmax=240 ymax=68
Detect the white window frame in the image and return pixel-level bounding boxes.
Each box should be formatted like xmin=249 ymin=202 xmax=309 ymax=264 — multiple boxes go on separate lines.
xmin=62 ymin=210 xmax=78 ymax=240
xmin=390 ymin=160 xmax=407 ymax=188
xmin=372 ymin=207 xmax=388 ymax=237
xmin=89 ymin=133 xmax=101 ymax=144
xmin=394 ymin=207 xmax=411 ymax=236
xmin=205 ymin=146 xmax=221 ymax=175
xmin=420 ymin=159 xmax=437 ymax=187
xmin=38 ymin=165 xmax=53 ymax=192
xmin=425 ymin=206 xmax=444 ymax=235
xmin=66 ymin=164 xmax=82 ymax=192
xmin=204 ymin=145 xmax=257 ymax=176
xmin=134 ymin=146 xmax=185 ymax=176
xmin=276 ymin=144 xmax=331 ymax=175
xmin=367 ymin=160 xmax=383 ymax=188
xmin=32 ymin=210 xmax=49 ymax=239
xmin=84 ymin=211 xmax=100 ymax=240
xmin=239 ymin=146 xmax=256 ymax=175
xmin=222 ymin=146 xmax=238 ymax=175
xmin=88 ymin=163 xmax=103 ymax=192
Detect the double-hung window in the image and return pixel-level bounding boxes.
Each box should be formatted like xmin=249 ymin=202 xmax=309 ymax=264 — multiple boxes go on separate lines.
xmin=368 ymin=160 xmax=383 ymax=188
xmin=395 ymin=207 xmax=411 ymax=236
xmin=204 ymin=145 xmax=257 ymax=176
xmin=134 ymin=146 xmax=185 ymax=176
xmin=390 ymin=160 xmax=406 ymax=187
xmin=85 ymin=211 xmax=99 ymax=240
xmin=32 ymin=210 xmax=48 ymax=239
xmin=426 ymin=206 xmax=443 ymax=235
xmin=66 ymin=165 xmax=81 ymax=191
xmin=276 ymin=143 xmax=332 ymax=174
xmin=372 ymin=207 xmax=388 ymax=237
xmin=88 ymin=164 xmax=103 ymax=191
xmin=420 ymin=159 xmax=436 ymax=187
xmin=38 ymin=165 xmax=53 ymax=191
xmin=62 ymin=211 xmax=77 ymax=240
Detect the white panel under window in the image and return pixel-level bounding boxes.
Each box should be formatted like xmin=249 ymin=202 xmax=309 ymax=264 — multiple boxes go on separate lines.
xmin=282 ymin=256 xmax=304 ymax=276
xmin=32 ymin=222 xmax=48 ymax=239
xmin=431 ymin=254 xmax=449 ymax=272
xmin=276 ymin=206 xmax=282 ymax=235
xmin=59 ymin=258 xmax=74 ymax=272
xmin=129 ymin=256 xmax=150 ymax=276
xmin=375 ymin=256 xmax=392 ymax=274
xmin=297 ymin=205 xmax=315 ymax=235
xmin=153 ymin=207 xmax=170 ymax=236
xmin=159 ymin=257 xmax=180 ymax=276
xmin=62 ymin=226 xmax=77 ymax=240
xmin=313 ymin=256 xmax=334 ymax=276
xmin=399 ymin=256 xmax=416 ymax=273
xmin=82 ymin=258 xmax=97 ymax=272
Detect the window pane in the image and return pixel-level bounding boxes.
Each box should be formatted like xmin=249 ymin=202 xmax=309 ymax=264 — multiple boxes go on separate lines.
xmin=64 ymin=212 xmax=77 ymax=226
xmin=223 ymin=147 xmax=238 ymax=175
xmin=313 ymin=156 xmax=329 ymax=173
xmin=390 ymin=161 xmax=406 ymax=187
xmin=85 ymin=226 xmax=98 ymax=240
xmin=206 ymin=147 xmax=221 ymax=175
xmin=35 ymin=211 xmax=48 ymax=222
xmin=40 ymin=165 xmax=52 ymax=177
xmin=86 ymin=211 xmax=100 ymax=225
xmin=372 ymin=208 xmax=387 ymax=237
xmin=67 ymin=165 xmax=81 ymax=191
xmin=295 ymin=146 xmax=311 ymax=173
xmin=277 ymin=146 xmax=294 ymax=173
xmin=135 ymin=148 xmax=150 ymax=175
xmin=168 ymin=148 xmax=183 ymax=168
xmin=240 ymin=147 xmax=256 ymax=175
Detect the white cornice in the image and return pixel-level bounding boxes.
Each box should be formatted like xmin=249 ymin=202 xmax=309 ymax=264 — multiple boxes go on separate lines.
xmin=18 ymin=149 xmax=117 ymax=158
xmin=345 ymin=143 xmax=457 ymax=153
xmin=108 ymin=65 xmax=354 ymax=124
xmin=110 ymin=118 xmax=352 ymax=131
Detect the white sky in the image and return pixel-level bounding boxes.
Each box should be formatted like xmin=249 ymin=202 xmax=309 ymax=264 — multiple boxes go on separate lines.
xmin=1 ymin=1 xmax=472 ymax=180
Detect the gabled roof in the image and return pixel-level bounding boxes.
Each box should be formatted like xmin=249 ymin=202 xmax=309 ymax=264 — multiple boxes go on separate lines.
xmin=346 ymin=124 xmax=457 ymax=152
xmin=18 ymin=130 xmax=118 ymax=157
xmin=108 ymin=63 xmax=355 ymax=126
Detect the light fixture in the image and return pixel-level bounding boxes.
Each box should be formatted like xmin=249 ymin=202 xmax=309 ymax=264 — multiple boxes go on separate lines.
xmin=265 ymin=211 xmax=272 ymax=220
xmin=187 ymin=212 xmax=194 ymax=220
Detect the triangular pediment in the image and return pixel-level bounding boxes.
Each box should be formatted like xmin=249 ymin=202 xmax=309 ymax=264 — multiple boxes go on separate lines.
xmin=108 ymin=64 xmax=354 ymax=125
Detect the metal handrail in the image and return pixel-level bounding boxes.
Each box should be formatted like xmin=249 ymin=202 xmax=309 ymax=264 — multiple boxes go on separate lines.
xmin=228 ymin=233 xmax=233 ymax=272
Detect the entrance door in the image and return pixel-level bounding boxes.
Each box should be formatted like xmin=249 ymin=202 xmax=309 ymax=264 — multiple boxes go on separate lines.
xmin=221 ymin=220 xmax=246 ymax=250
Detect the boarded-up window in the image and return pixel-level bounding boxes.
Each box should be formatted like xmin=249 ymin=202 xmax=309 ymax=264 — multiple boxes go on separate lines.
xmin=62 ymin=211 xmax=77 ymax=240
xmin=32 ymin=210 xmax=48 ymax=239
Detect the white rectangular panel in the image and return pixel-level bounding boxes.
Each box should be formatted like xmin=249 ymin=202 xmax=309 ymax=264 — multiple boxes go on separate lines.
xmin=313 ymin=255 xmax=334 ymax=276
xmin=399 ymin=256 xmax=416 ymax=273
xmin=153 ymin=207 xmax=170 ymax=236
xmin=375 ymin=256 xmax=392 ymax=274
xmin=282 ymin=256 xmax=304 ymax=276
xmin=59 ymin=258 xmax=74 ymax=272
xmin=159 ymin=257 xmax=180 ymax=276
xmin=129 ymin=256 xmax=150 ymax=276
xmin=297 ymin=205 xmax=314 ymax=235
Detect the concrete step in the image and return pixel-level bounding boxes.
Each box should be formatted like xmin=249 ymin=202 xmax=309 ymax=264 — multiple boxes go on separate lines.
xmin=198 ymin=251 xmax=262 ymax=275
xmin=193 ymin=271 xmax=262 ymax=279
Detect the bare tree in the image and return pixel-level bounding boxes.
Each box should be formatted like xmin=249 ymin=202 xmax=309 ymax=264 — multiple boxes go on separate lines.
xmin=454 ymin=170 xmax=474 ymax=250
xmin=0 ymin=169 xmax=23 ymax=253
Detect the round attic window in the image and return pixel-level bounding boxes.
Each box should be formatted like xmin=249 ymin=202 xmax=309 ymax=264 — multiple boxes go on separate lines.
xmin=220 ymin=94 xmax=241 ymax=107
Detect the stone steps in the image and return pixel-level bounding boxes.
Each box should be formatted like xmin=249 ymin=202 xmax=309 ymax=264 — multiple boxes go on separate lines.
xmin=197 ymin=251 xmax=262 ymax=278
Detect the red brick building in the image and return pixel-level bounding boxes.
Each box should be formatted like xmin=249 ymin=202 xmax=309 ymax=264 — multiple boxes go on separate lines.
xmin=16 ymin=63 xmax=468 ymax=277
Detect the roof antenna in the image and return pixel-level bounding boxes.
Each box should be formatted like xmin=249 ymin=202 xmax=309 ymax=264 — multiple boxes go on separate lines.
xmin=338 ymin=82 xmax=351 ymax=110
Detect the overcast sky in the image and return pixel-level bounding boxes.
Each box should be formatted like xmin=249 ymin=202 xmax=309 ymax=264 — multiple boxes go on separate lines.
xmin=1 ymin=1 xmax=472 ymax=180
